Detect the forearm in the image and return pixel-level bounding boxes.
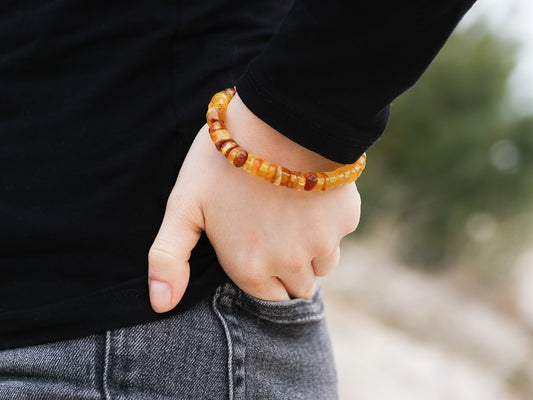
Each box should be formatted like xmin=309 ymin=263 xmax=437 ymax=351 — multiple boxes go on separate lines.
xmin=237 ymin=0 xmax=477 ymax=163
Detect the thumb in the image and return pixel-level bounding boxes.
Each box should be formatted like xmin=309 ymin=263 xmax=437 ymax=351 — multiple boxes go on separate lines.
xmin=148 ymin=195 xmax=203 ymax=313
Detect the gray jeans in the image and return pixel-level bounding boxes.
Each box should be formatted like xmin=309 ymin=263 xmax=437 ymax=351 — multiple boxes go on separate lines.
xmin=0 ymin=283 xmax=337 ymax=399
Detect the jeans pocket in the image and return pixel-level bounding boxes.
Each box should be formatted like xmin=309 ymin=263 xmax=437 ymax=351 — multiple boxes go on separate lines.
xmin=233 ymin=284 xmax=325 ymax=325
xmin=215 ymin=282 xmax=326 ymax=338
xmin=213 ymin=282 xmax=337 ymax=400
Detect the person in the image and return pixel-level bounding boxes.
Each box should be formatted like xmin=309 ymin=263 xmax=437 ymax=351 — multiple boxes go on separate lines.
xmin=0 ymin=0 xmax=476 ymax=398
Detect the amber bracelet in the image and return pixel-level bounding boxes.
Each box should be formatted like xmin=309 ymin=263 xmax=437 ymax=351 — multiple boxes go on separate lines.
xmin=206 ymin=88 xmax=366 ymax=191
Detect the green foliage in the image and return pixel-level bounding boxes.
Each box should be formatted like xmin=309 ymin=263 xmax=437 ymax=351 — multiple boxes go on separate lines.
xmin=355 ymin=23 xmax=533 ymax=275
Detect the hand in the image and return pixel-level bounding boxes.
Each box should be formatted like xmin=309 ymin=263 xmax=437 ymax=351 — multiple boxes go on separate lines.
xmin=147 ymin=93 xmax=361 ymax=312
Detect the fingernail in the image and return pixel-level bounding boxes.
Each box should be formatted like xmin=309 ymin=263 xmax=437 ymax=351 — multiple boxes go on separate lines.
xmin=149 ymin=280 xmax=172 ymax=312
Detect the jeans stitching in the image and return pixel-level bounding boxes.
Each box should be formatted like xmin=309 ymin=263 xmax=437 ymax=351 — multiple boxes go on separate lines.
xmin=212 ymin=286 xmax=234 ymax=400
xmin=213 ymin=284 xmax=247 ymax=400
xmin=102 ymin=331 xmax=112 ymax=400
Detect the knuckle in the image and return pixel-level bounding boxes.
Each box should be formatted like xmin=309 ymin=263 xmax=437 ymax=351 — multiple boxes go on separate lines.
xmin=241 ymin=262 xmax=267 ymax=288
xmin=312 ymin=238 xmax=336 ymax=256
xmin=285 ymin=258 xmax=308 ymax=275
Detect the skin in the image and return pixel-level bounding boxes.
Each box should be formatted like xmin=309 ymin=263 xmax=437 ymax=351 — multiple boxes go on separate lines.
xmin=147 ymin=93 xmax=361 ymax=313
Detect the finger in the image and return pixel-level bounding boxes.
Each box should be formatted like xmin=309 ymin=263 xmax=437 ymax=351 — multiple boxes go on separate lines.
xmin=237 ymin=276 xmax=291 ymax=302
xmin=148 ymin=197 xmax=203 ymax=313
xmin=276 ymin=262 xmax=317 ymax=299
xmin=311 ymin=245 xmax=340 ymax=277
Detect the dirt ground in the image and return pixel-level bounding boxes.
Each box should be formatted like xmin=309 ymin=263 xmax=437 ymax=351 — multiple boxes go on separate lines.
xmin=321 ymin=240 xmax=533 ymax=400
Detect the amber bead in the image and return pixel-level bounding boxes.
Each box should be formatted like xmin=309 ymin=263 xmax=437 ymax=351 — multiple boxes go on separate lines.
xmin=206 ymin=105 xmax=226 ymax=124
xmin=243 ymin=154 xmax=256 ymax=172
xmin=313 ymin=175 xmax=326 ymax=191
xmin=233 ymin=150 xmax=248 ymax=168
xmin=295 ymin=173 xmax=306 ymax=191
xmin=287 ymin=171 xmax=304 ymax=190
xmin=225 ymin=87 xmax=236 ymax=98
xmin=206 ymin=109 xmax=220 ymax=124
xmin=227 ymin=147 xmax=248 ymax=167
xmin=272 ymin=165 xmax=283 ymax=185
xmin=210 ymin=129 xmax=230 ymax=149
xmin=251 ymin=158 xmax=263 ymax=175
xmin=280 ymin=167 xmax=291 ymax=187
xmin=209 ymin=96 xmax=228 ymax=109
xmin=208 ymin=121 xmax=225 ymax=133
xmin=321 ymin=173 xmax=331 ymax=190
xmin=258 ymin=161 xmax=271 ymax=178
xmin=265 ymin=164 xmax=278 ymax=182
xmin=212 ymin=91 xmax=231 ymax=105
xmin=304 ymin=172 xmax=318 ymax=191
xmin=220 ymin=140 xmax=238 ymax=156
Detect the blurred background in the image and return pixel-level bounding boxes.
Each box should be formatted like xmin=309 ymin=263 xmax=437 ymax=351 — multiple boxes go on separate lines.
xmin=321 ymin=0 xmax=533 ymax=398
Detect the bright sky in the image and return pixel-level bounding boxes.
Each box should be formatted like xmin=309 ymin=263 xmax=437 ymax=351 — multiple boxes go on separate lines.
xmin=459 ymin=0 xmax=533 ymax=111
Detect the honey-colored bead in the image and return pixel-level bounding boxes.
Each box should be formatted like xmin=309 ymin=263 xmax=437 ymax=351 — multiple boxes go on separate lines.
xmin=322 ymin=173 xmax=332 ymax=190
xmin=220 ymin=140 xmax=238 ymax=156
xmin=258 ymin=161 xmax=271 ymax=178
xmin=209 ymin=96 xmax=228 ymax=109
xmin=288 ymin=171 xmax=305 ymax=190
xmin=265 ymin=164 xmax=278 ymax=182
xmin=210 ymin=129 xmax=231 ymax=150
xmin=227 ymin=147 xmax=248 ymax=167
xmin=338 ymin=166 xmax=352 ymax=185
xmin=296 ymin=173 xmax=306 ymax=191
xmin=280 ymin=167 xmax=291 ymax=187
xmin=212 ymin=92 xmax=231 ymax=105
xmin=343 ymin=167 xmax=353 ymax=183
xmin=233 ymin=149 xmax=248 ymax=167
xmin=332 ymin=168 xmax=345 ymax=186
xmin=272 ymin=165 xmax=283 ymax=185
xmin=251 ymin=158 xmax=263 ymax=175
xmin=208 ymin=121 xmax=225 ymax=133
xmin=206 ymin=105 xmax=226 ymax=123
xmin=206 ymin=109 xmax=221 ymax=124
xmin=312 ymin=175 xmax=326 ymax=191
xmin=225 ymin=87 xmax=236 ymax=98
xmin=329 ymin=171 xmax=342 ymax=189
xmin=243 ymin=154 xmax=256 ymax=172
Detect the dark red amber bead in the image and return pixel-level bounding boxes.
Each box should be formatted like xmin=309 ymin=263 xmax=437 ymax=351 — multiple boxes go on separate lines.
xmin=304 ymin=172 xmax=318 ymax=191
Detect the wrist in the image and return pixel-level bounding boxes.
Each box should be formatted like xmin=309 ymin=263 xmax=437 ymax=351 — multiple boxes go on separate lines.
xmin=225 ymin=93 xmax=344 ymax=172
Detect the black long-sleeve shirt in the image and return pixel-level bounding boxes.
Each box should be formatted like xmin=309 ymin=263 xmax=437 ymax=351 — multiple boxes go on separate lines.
xmin=0 ymin=0 xmax=475 ymax=349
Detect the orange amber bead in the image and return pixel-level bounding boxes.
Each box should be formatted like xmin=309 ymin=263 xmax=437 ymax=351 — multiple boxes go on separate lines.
xmin=251 ymin=158 xmax=263 ymax=175
xmin=243 ymin=154 xmax=256 ymax=172
xmin=225 ymin=87 xmax=236 ymax=98
xmin=210 ymin=129 xmax=231 ymax=150
xmin=208 ymin=121 xmax=225 ymax=133
xmin=295 ymin=173 xmax=306 ymax=191
xmin=258 ymin=161 xmax=271 ymax=178
xmin=227 ymin=147 xmax=248 ymax=167
xmin=220 ymin=140 xmax=238 ymax=156
xmin=280 ymin=167 xmax=291 ymax=187
xmin=206 ymin=105 xmax=226 ymax=124
xmin=209 ymin=96 xmax=228 ymax=109
xmin=265 ymin=164 xmax=278 ymax=182
xmin=322 ymin=173 xmax=331 ymax=190
xmin=288 ymin=171 xmax=305 ymax=190
xmin=272 ymin=165 xmax=283 ymax=185
xmin=313 ymin=175 xmax=326 ymax=191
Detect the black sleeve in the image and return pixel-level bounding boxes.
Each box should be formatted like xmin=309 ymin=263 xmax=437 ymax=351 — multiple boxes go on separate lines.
xmin=237 ymin=0 xmax=477 ymax=164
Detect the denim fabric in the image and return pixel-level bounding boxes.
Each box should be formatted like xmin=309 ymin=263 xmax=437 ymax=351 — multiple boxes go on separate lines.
xmin=0 ymin=283 xmax=337 ymax=399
